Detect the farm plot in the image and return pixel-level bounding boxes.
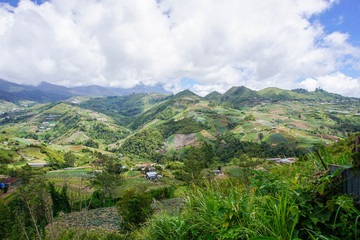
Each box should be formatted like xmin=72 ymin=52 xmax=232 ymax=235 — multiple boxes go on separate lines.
xmin=56 ymin=207 xmax=120 ymax=231
xmin=55 ymin=185 xmax=91 ymax=202
xmin=44 ymin=170 xmax=94 ymax=178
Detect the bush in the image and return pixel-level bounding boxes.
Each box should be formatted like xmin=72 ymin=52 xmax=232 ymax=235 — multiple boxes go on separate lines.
xmin=149 ymin=187 xmax=175 ymax=200
xmin=117 ymin=187 xmax=153 ymax=230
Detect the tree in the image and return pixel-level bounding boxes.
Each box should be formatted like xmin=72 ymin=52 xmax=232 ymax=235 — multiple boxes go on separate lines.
xmin=181 ymin=143 xmax=216 ymax=185
xmin=64 ymin=151 xmax=76 ymax=167
xmin=0 ymin=203 xmax=13 ymax=239
xmin=258 ymin=132 xmax=264 ymax=142
xmin=10 ymin=178 xmax=54 ymax=240
xmin=117 ymin=186 xmax=153 ymax=230
xmin=231 ymin=154 xmax=262 ymax=192
xmin=48 ymin=182 xmax=71 ymax=216
xmin=90 ymin=156 xmax=123 ymax=205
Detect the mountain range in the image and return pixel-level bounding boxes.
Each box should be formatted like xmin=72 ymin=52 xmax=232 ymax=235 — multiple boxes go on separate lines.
xmin=0 ymin=78 xmax=355 ymax=107
xmin=0 ymin=79 xmax=170 ymax=103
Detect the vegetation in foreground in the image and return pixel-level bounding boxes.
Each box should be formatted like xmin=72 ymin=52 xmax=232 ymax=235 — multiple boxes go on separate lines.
xmin=0 ymin=133 xmax=359 ymax=239
xmin=1 ymin=87 xmax=360 ymax=239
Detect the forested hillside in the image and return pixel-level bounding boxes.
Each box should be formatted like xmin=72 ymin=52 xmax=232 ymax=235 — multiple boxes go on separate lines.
xmin=1 ymin=86 xmax=360 ymax=239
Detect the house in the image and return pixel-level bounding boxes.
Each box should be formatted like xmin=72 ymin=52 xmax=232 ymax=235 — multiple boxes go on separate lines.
xmin=210 ymin=170 xmax=223 ymax=175
xmin=146 ymin=172 xmax=157 ymax=180
xmin=142 ymin=167 xmax=156 ymax=173
xmin=135 ymin=164 xmax=152 ymax=168
xmin=26 ymin=162 xmax=49 ymax=167
xmin=266 ymin=158 xmax=281 ymax=163
xmin=266 ymin=158 xmax=296 ymax=164
xmin=2 ymin=177 xmax=21 ymax=188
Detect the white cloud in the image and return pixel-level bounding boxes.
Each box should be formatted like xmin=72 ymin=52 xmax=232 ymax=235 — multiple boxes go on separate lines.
xmin=0 ymin=0 xmax=359 ymax=96
xmin=300 ymin=72 xmax=360 ymax=97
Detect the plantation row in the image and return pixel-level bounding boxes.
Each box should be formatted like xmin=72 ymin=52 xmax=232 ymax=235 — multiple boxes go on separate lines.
xmin=55 ymin=186 xmax=91 ymax=202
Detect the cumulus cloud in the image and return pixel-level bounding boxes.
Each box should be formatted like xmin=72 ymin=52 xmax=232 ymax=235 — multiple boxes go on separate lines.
xmin=0 ymin=0 xmax=359 ymax=96
xmin=300 ymin=72 xmax=360 ymax=97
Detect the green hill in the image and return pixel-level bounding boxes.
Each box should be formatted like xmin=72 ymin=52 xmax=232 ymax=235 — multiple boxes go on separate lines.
xmin=258 ymin=87 xmax=304 ymax=100
xmin=79 ymin=93 xmax=169 ymax=125
xmin=204 ymin=91 xmax=222 ymax=101
xmin=220 ymin=86 xmax=258 ymax=107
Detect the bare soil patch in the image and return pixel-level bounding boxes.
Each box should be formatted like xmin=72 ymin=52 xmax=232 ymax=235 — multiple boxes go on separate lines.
xmin=316 ymin=135 xmax=339 ymax=141
xmin=173 ymin=133 xmax=198 ymax=150
xmin=70 ymin=145 xmax=86 ymax=151
xmin=62 ymin=131 xmax=89 ymax=144
xmin=199 ymin=130 xmax=216 ymax=140
xmin=289 ymin=121 xmax=312 ymax=130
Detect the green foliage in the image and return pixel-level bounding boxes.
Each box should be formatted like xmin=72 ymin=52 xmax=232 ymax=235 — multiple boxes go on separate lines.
xmin=49 ymin=182 xmax=71 ymax=215
xmin=268 ymin=133 xmax=287 ymax=144
xmin=83 ymin=139 xmax=99 ymax=148
xmin=175 ymin=143 xmax=216 ymax=184
xmin=244 ymin=114 xmax=256 ymax=121
xmin=121 ymin=129 xmax=163 ymax=157
xmin=79 ymin=94 xmax=168 ymax=126
xmin=0 ymin=202 xmax=14 ymax=239
xmin=117 ymin=186 xmax=154 ymax=230
xmin=257 ymin=187 xmax=300 ymax=240
xmin=5 ymin=179 xmax=52 ymax=240
xmin=330 ymin=114 xmax=360 ymax=133
xmin=88 ymin=122 xmax=130 ymax=144
xmin=231 ymin=154 xmax=264 ymax=191
xmin=159 ymin=118 xmax=206 ymax=139
xmin=148 ymin=186 xmax=175 ymax=200
xmin=215 ymin=134 xmax=306 ymax=162
xmin=140 ymin=163 xmax=360 ymax=240
xmin=19 ymin=131 xmax=38 ymax=140
xmin=64 ymin=151 xmax=76 ymax=167
xmin=51 ymin=227 xmax=125 ymax=240
xmin=0 ymin=149 xmax=16 ymax=164
xmin=90 ymin=156 xmax=123 ymax=205
xmin=51 ymin=113 xmax=81 ymax=138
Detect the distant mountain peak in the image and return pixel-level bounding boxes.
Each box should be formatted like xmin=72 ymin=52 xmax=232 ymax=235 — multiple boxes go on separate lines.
xmin=173 ymin=89 xmax=201 ymax=100
xmin=204 ymin=91 xmax=222 ymax=100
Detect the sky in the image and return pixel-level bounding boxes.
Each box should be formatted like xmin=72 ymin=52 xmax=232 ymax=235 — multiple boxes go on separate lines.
xmin=0 ymin=0 xmax=359 ymax=97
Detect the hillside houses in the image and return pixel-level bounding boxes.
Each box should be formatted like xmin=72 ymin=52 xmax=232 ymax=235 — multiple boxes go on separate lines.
xmin=26 ymin=162 xmax=49 ymax=167
xmin=266 ymin=158 xmax=296 ymax=164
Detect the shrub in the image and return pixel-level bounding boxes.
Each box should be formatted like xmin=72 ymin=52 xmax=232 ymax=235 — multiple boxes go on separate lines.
xmin=149 ymin=187 xmax=175 ymax=200
xmin=117 ymin=187 xmax=154 ymax=230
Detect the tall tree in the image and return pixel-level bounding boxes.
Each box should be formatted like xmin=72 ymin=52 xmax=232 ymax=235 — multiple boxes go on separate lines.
xmin=90 ymin=155 xmax=123 ymax=205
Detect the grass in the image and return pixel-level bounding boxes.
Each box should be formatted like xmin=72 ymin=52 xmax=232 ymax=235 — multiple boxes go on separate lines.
xmin=18 ymin=147 xmax=47 ymax=161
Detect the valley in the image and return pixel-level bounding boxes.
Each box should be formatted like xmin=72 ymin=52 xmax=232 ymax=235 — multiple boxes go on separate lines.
xmin=1 ymin=85 xmax=360 ymax=239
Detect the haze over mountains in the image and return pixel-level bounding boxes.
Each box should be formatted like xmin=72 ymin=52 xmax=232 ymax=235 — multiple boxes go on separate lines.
xmin=0 ymin=78 xmax=356 ymax=105
xmin=0 ymin=79 xmax=170 ymax=103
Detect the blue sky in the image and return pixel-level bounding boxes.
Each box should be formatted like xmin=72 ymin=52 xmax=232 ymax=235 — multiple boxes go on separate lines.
xmin=0 ymin=0 xmax=359 ymax=97
xmin=318 ymin=0 xmax=360 ymax=46
xmin=2 ymin=0 xmax=358 ymax=46
xmin=0 ymin=0 xmax=47 ymax=7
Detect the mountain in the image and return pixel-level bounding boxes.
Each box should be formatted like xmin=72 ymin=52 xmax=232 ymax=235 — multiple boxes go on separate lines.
xmin=108 ymin=83 xmax=171 ymax=95
xmin=258 ymin=87 xmax=303 ymax=100
xmin=0 ymin=79 xmax=171 ymax=104
xmin=220 ymin=86 xmax=258 ymax=107
xmin=204 ymin=91 xmax=222 ymax=101
xmin=36 ymin=82 xmax=83 ymax=97
xmin=1 ymin=86 xmax=359 ymax=159
xmin=0 ymin=79 xmax=28 ymax=92
xmin=79 ymin=93 xmax=170 ymax=125
xmin=0 ymin=79 xmax=74 ymax=103
xmin=172 ymin=89 xmax=201 ymax=101
xmin=72 ymin=85 xmax=117 ymax=96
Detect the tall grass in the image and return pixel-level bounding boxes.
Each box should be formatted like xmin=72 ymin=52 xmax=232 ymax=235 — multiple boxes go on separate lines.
xmin=137 ymin=179 xmax=302 ymax=239
xmin=256 ymin=187 xmax=299 ymax=240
